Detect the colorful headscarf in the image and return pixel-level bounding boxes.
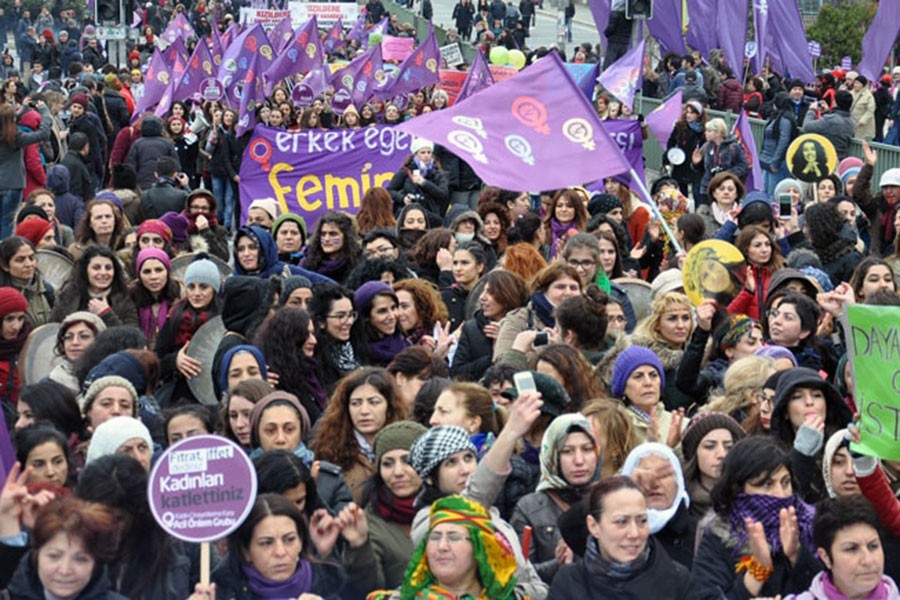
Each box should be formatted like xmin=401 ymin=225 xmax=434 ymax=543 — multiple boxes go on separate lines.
xmin=401 ymin=496 xmax=518 ymax=600
xmin=536 ymin=413 xmax=601 ymax=494
xmin=714 ymin=314 xmax=761 ymax=353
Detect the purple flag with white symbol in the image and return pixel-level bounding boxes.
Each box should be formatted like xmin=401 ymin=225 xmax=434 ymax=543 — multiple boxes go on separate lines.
xmin=237 ymin=53 xmax=265 ymax=137
xmin=377 ymin=28 xmax=440 ymax=99
xmin=269 ymin=15 xmax=295 ymax=54
xmin=647 ymin=0 xmax=685 ymax=55
xmin=221 ymin=22 xmax=241 ymax=48
xmin=132 ymin=48 xmax=169 ymax=120
xmin=858 ymin=3 xmax=900 ymax=80
xmin=733 ymin=111 xmax=762 ymax=192
xmin=264 ymin=17 xmax=323 ymax=96
xmin=218 ymin=24 xmax=275 ymax=106
xmin=765 ymin=0 xmax=814 ymax=82
xmin=364 ymin=16 xmax=389 ymax=48
xmin=586 ymin=0 xmax=609 ymax=50
xmin=330 ymin=43 xmax=383 ymax=113
xmin=395 ymin=53 xmax=630 ymax=191
xmin=751 ymin=0 xmax=769 ymax=75
xmin=716 ymin=0 xmax=747 ymax=82
xmin=685 ymin=0 xmax=717 ymax=58
xmin=323 ymin=19 xmax=345 ymax=54
xmin=161 ymin=12 xmax=195 ymax=44
xmin=178 ymin=37 xmax=216 ymax=101
xmin=209 ymin=24 xmax=224 ymax=68
xmin=456 ymin=49 xmax=494 ymax=103
xmin=645 ymin=91 xmax=682 ymax=148
xmin=597 ymin=38 xmax=643 ymax=109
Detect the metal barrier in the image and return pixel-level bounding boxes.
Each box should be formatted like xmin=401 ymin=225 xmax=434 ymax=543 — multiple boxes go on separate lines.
xmin=635 ymin=96 xmax=900 ymax=191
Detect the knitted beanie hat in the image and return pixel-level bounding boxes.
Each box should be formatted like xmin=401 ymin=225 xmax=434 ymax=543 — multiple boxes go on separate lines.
xmin=184 ymin=258 xmax=222 ymax=292
xmin=83 ymin=351 xmax=147 ymax=395
xmin=159 ymin=212 xmax=190 ymax=243
xmin=681 ymin=411 xmax=746 ymax=463
xmin=79 ymin=375 xmax=139 ymax=413
xmin=587 ymin=193 xmax=623 ymax=217
xmin=136 ymin=247 xmax=171 ymax=273
xmin=373 ymin=421 xmax=428 ymax=467
xmin=401 ymin=495 xmax=518 ymax=600
xmin=137 ymin=219 xmax=173 ymax=245
xmin=60 ymin=311 xmax=106 ymax=335
xmin=14 ymin=205 xmax=49 ymax=224
xmin=409 ymin=425 xmax=476 ymax=479
xmin=14 ymin=218 xmax=53 ymax=247
xmin=248 ymin=198 xmax=280 ymax=221
xmin=85 ymin=416 xmax=152 ymax=466
xmin=354 ymin=280 xmax=396 ymax=316
xmin=0 ymin=287 xmax=28 ymax=318
xmin=272 ymin=213 xmax=307 ymax=242
xmin=611 ymin=346 xmax=665 ymax=398
xmin=279 ymin=276 xmax=313 ymax=306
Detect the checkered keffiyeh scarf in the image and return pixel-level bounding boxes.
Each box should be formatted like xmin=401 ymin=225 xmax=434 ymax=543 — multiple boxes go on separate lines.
xmin=728 ymin=493 xmax=816 ymax=560
xmin=410 ymin=426 xmax=477 ymax=479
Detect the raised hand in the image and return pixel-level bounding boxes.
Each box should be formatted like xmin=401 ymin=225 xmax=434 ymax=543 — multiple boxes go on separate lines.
xmin=744 ymin=265 xmax=756 ymax=294
xmin=779 ymin=506 xmax=800 ymax=565
xmin=745 ymin=517 xmax=774 ymax=570
xmin=862 ymin=140 xmax=877 ymax=166
xmin=309 ymin=509 xmax=343 ymax=558
xmin=696 ymin=299 xmax=717 ymax=332
xmin=667 ymin=408 xmax=685 ymax=448
xmin=337 ymin=503 xmax=369 ymax=549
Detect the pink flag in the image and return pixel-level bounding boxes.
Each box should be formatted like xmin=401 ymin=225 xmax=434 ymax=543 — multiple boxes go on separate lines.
xmin=396 ymin=52 xmax=630 ymax=191
xmin=132 ymin=48 xmax=170 ymax=120
xmin=733 ymin=111 xmax=762 ymax=192
xmin=456 ymin=49 xmax=494 ymax=103
xmin=645 ymin=91 xmax=682 ymax=148
xmin=236 ymin=53 xmax=264 ymax=137
xmin=597 ymin=38 xmax=644 ymax=109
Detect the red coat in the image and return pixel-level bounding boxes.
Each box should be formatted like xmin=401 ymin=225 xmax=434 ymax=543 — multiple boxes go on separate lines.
xmin=858 ymin=465 xmax=900 ymax=538
xmin=727 ymin=264 xmax=772 ymax=320
xmin=110 ymin=124 xmax=141 ymax=172
xmin=19 ymin=109 xmax=46 ymax=199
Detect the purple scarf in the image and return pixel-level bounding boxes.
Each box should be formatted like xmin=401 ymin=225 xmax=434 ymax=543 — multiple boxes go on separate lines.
xmin=304 ymin=355 xmax=327 ymax=408
xmin=728 ymin=493 xmax=816 ymax=559
xmin=549 ymin=218 xmax=577 ymax=258
xmin=313 ymin=256 xmax=349 ymax=278
xmin=139 ymin=300 xmax=169 ymax=344
xmin=242 ymin=559 xmax=313 ymax=598
xmin=367 ymin=334 xmax=410 ymax=365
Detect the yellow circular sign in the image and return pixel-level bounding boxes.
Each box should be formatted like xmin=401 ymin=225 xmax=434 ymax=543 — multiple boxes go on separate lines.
xmin=786 ymin=133 xmax=838 ymax=183
xmin=682 ymin=240 xmax=746 ymax=307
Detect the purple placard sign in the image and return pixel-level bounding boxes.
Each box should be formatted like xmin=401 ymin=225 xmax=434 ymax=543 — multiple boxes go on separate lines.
xmin=200 ymin=78 xmax=225 ymax=102
xmin=148 ymin=435 xmax=257 ymax=543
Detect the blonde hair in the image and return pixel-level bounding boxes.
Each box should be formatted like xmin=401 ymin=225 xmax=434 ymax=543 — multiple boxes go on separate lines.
xmin=705 ymin=355 xmax=775 ymax=416
xmin=583 ymin=398 xmax=640 ymax=473
xmin=706 ymin=117 xmax=728 ymax=137
xmin=634 ymin=291 xmax=694 ymax=346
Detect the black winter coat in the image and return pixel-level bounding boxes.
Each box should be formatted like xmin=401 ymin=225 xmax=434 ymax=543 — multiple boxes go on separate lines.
xmin=5 ymin=551 xmax=127 ymax=600
xmin=450 ymin=309 xmax=494 ymax=381
xmin=126 ymin=117 xmax=180 ymax=190
xmin=388 ymin=163 xmax=450 ymax=227
xmin=100 ymin=90 xmax=130 ymax=140
xmin=549 ymin=537 xmax=689 ymax=600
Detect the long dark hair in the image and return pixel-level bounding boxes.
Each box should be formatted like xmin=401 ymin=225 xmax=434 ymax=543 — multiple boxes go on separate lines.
xmin=0 ymin=237 xmax=39 ymax=286
xmin=253 ymin=451 xmax=319 ymax=520
xmin=229 ymin=493 xmax=312 ymax=562
xmin=18 ymin=381 xmax=82 ymax=437
xmin=303 ymin=212 xmax=361 ymax=273
xmin=710 ymin=435 xmax=792 ymax=515
xmin=58 ymin=245 xmax=130 ymax=310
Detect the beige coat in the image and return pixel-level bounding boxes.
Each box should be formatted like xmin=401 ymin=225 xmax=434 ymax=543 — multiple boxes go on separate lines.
xmin=851 ymin=87 xmax=876 ymax=139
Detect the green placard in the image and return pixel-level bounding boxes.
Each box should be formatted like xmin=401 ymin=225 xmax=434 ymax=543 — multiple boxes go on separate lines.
xmin=846 ymin=305 xmax=900 ymax=460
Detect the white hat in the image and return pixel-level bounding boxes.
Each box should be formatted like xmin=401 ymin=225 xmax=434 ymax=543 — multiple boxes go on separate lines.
xmin=879 ymin=168 xmax=900 ymax=188
xmin=892 ymin=66 xmax=900 ymax=76
xmin=650 ymin=269 xmax=685 ymax=299
xmin=85 ymin=417 xmax=152 ymax=466
xmin=247 ymin=198 xmax=279 ymax=221
xmin=410 ymin=137 xmax=434 ymax=155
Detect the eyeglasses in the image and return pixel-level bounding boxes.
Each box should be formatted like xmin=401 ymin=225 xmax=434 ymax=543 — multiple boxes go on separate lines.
xmin=754 ymin=391 xmax=774 ymax=407
xmin=326 ymin=311 xmax=357 ymax=322
xmin=427 ymin=531 xmax=471 ymax=544
xmin=567 ymin=259 xmax=596 ymax=269
xmin=365 ymin=245 xmax=395 ymax=258
xmin=63 ymin=332 xmax=94 ymax=342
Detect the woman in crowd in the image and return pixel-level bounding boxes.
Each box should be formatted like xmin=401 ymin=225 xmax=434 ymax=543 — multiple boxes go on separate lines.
xmin=309 ymin=283 xmax=361 ymax=390
xmin=531 ymin=345 xmax=604 ymax=410
xmin=180 ymin=189 xmax=230 ymax=260
xmin=680 ymin=412 xmax=746 ymax=519
xmin=553 ymin=286 xmax=612 ymax=365
xmin=764 ymin=291 xmax=831 ymax=374
xmin=478 ymin=201 xmax=510 ymax=255
xmin=700 ymin=172 xmax=746 ymax=238
xmin=543 ymin=188 xmax=589 ymax=258
xmin=84 ymin=417 xmax=154 ymax=472
xmin=69 ymin=198 xmax=127 ymax=261
xmin=441 ymin=241 xmax=487 ymax=332
xmin=50 ymin=246 xmax=138 ymax=327
xmin=407 ymin=228 xmax=455 ymax=286
xmin=388 ymin=138 xmax=449 ymax=227
xmin=822 ymin=428 xmax=860 ymax=499
xmin=386 ymin=346 xmax=450 ymax=413
xmin=694 ymin=118 xmax=748 ymax=208
xmin=849 ymin=256 xmax=897 ymax=302
xmin=13 ymin=425 xmax=72 ymax=488
xmin=689 ymin=435 xmax=820 ymax=600
xmin=393 ymin=279 xmax=447 ymax=350
xmin=704 ymin=355 xmax=775 ymax=432
xmin=253 ymin=306 xmax=325 ymax=424
xmin=804 ymin=202 xmax=863 ymax=287
xmin=338 ymin=421 xmax=428 ymax=592
xmin=395 ymin=202 xmax=429 ymax=251
xmin=582 ymin=398 xmax=641 ymax=479
xmin=201 ymin=494 xmax=347 ymax=599
xmin=0 ymin=237 xmax=54 ymax=326
xmin=452 ymin=270 xmax=528 ymax=382
xmin=271 ymin=213 xmax=307 ymax=266
xmin=215 ymin=344 xmax=268 ymax=400
xmin=154 ymin=257 xmax=221 ymax=404
xmin=206 ymin=107 xmax=240 ymax=231
xmin=0 ymin=287 xmax=30 ymax=405
xmin=354 ymin=281 xmax=410 ymax=368
xmin=14 ymin=381 xmax=82 ymax=441
xmin=729 ymin=225 xmax=784 ymax=319
xmin=311 ymin=367 xmax=407 ymax=502
xmin=254 ymin=449 xmax=319 ymax=518
xmin=233 ymin=225 xmax=301 ymax=280
xmin=511 ymin=413 xmax=601 ymax=584
xmin=357 ymin=187 xmax=396 ymax=235
xmin=667 ymin=100 xmax=706 ymax=199
xmin=2 ymin=492 xmax=125 ymax=600
xmin=0 ymin=100 xmax=51 ymax=239
xmin=549 ymin=476 xmax=690 ymax=599
xmin=129 ymin=248 xmax=179 ymax=347
xmin=604 ymin=175 xmax=650 ymax=248
xmin=301 ymin=212 xmax=361 ymax=284
xmin=429 ymin=382 xmax=500 ymax=454
xmin=221 ymin=378 xmax=273 ymax=450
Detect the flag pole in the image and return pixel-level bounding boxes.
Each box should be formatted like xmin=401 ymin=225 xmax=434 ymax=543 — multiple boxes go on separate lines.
xmin=627 ymin=168 xmax=683 ymax=255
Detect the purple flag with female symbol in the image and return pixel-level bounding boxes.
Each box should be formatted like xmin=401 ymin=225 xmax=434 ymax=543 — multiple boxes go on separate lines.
xmin=858 ymin=2 xmax=900 ymax=80
xmin=218 ymin=24 xmax=275 ymax=106
xmin=161 ymin=12 xmax=195 ymax=44
xmin=178 ymin=38 xmax=216 ymax=101
xmin=323 ymin=19 xmax=345 ymax=54
xmin=716 ymin=0 xmax=747 ymax=81
xmin=456 ymin=49 xmax=494 ymax=103
xmin=377 ymin=28 xmax=440 ymax=99
xmin=133 ymin=49 xmax=170 ymax=119
xmin=209 ymin=24 xmax=224 ymax=67
xmin=645 ymin=91 xmax=682 ymax=148
xmin=330 ymin=44 xmax=384 ymax=113
xmin=264 ymin=17 xmax=323 ymax=95
xmin=237 ymin=53 xmax=265 ymax=137
xmin=269 ymin=15 xmax=295 ymax=54
xmin=597 ymin=39 xmax=644 ymax=109
xmin=163 ymin=35 xmax=189 ymax=67
xmin=395 ymin=53 xmax=629 ymax=191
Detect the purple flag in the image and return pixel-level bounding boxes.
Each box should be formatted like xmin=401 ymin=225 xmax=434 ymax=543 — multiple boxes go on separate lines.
xmin=586 ymin=0 xmax=610 ymax=51
xmin=597 ymin=39 xmax=644 ymax=109
xmin=859 ymin=3 xmax=900 ymax=80
xmin=237 ymin=53 xmax=265 ymax=137
xmin=264 ymin=17 xmax=323 ymax=96
xmin=377 ymin=28 xmax=440 ymax=99
xmin=132 ymin=48 xmax=169 ymax=119
xmin=323 ymin=19 xmax=345 ymax=54
xmin=161 ymin=12 xmax=196 ymax=44
xmin=0 ymin=412 xmax=14 ymax=484
xmin=218 ymin=24 xmax=275 ymax=106
xmin=347 ymin=10 xmax=368 ymax=44
xmin=364 ymin=16 xmax=389 ymax=48
xmin=293 ymin=67 xmax=329 ymax=107
xmin=154 ymin=80 xmax=175 ymax=118
xmin=751 ymin=0 xmax=769 ymax=75
xmin=330 ymin=44 xmax=384 ymax=113
xmin=765 ymin=0 xmax=815 ymax=83
xmin=395 ymin=52 xmax=630 ymax=191
xmin=564 ymin=62 xmax=600 ymax=98
xmin=221 ymin=22 xmax=241 ymax=48
xmin=647 ymin=0 xmax=685 ymax=55
xmin=733 ymin=111 xmax=762 ymax=192
xmin=685 ymin=0 xmax=717 ymax=58
xmin=269 ymin=15 xmax=295 ymax=54
xmin=456 ymin=49 xmax=494 ymax=103
xmin=178 ymin=37 xmax=216 ymax=101
xmin=645 ymin=91 xmax=682 ymax=148
xmin=132 ymin=9 xmax=142 ymax=28
xmin=163 ymin=35 xmax=189 ymax=67
xmin=716 ymin=0 xmax=747 ymax=83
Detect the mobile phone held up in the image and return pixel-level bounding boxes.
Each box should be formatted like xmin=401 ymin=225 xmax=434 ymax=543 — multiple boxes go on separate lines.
xmin=513 ymin=371 xmax=538 ymax=395
xmin=777 ymin=193 xmax=792 ymax=219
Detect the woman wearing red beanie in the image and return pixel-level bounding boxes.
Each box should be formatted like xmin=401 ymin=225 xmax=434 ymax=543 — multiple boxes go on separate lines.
xmin=0 ymin=286 xmax=30 ymax=404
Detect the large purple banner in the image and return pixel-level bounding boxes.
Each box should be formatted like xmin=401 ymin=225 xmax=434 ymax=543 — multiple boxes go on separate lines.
xmin=239 ymin=126 xmax=412 ymax=227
